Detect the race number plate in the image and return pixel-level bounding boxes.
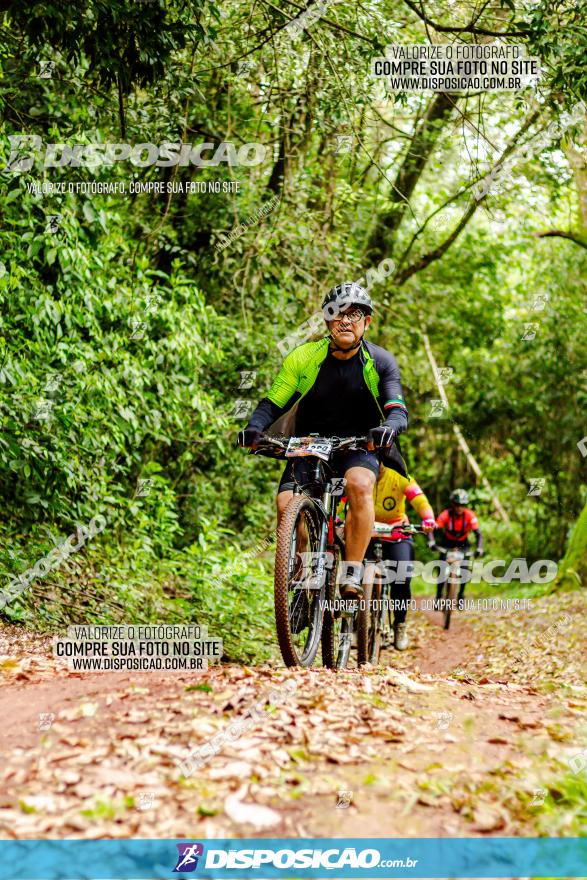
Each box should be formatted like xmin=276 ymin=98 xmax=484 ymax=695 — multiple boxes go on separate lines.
xmin=286 ymin=437 xmax=332 ymax=461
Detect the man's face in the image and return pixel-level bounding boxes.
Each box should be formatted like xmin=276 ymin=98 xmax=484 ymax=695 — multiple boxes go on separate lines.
xmin=451 ymin=503 xmax=465 ymax=515
xmin=328 ymin=306 xmax=371 ymax=346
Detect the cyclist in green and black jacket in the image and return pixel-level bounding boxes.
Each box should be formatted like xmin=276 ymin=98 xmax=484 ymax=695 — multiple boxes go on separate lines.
xmin=238 ymin=283 xmax=408 ymax=601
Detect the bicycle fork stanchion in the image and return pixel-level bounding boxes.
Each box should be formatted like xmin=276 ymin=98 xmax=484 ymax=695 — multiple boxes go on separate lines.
xmin=313 ymin=481 xmax=333 ymax=591
xmin=337 ymin=621 xmax=353 ymax=667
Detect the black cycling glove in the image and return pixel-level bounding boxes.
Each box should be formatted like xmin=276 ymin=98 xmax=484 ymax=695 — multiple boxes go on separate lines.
xmin=368 ymin=425 xmax=396 ymax=449
xmin=237 ymin=427 xmax=262 ymax=448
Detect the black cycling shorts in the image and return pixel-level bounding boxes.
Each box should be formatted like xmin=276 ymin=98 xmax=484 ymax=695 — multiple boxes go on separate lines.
xmin=278 ymin=448 xmax=379 ymax=494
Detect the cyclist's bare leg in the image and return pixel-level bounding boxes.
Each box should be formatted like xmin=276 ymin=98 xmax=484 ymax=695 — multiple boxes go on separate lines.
xmin=344 ymin=466 xmax=376 ymax=572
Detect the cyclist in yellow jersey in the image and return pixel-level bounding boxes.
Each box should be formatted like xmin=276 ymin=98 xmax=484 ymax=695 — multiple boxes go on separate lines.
xmin=340 ymin=464 xmax=435 ymax=649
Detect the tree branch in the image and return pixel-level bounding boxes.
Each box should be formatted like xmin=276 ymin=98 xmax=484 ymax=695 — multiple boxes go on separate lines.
xmin=261 ymin=0 xmax=378 ymax=46
xmin=533 ymin=229 xmax=587 ymax=250
xmin=366 ymin=91 xmax=459 ymax=262
xmin=392 ymin=106 xmax=543 ymax=286
xmin=401 ymin=0 xmax=529 ymax=37
xmin=306 ymin=28 xmax=420 ymax=217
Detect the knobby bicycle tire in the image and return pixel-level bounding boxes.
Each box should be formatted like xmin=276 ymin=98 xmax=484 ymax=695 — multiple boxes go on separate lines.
xmin=274 ymin=494 xmax=324 ymax=667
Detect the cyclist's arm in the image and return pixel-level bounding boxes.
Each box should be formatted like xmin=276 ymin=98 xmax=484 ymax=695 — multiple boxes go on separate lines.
xmin=466 ymin=510 xmax=483 ymax=555
xmin=244 ymin=350 xmax=301 ymax=432
xmin=245 ymin=397 xmax=285 ymax=433
xmin=429 ymin=508 xmax=448 ymax=549
xmin=427 ymin=525 xmax=440 ymax=549
xmin=376 ymin=350 xmax=408 ymax=434
xmin=405 ymin=480 xmax=435 ymax=523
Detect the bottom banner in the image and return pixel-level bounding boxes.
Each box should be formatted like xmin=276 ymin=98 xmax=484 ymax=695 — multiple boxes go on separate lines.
xmin=0 ymin=837 xmax=585 ymax=879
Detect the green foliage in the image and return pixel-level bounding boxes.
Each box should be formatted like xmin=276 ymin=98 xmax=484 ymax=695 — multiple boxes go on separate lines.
xmin=556 ymin=498 xmax=587 ymax=589
xmin=1 ymin=0 xmax=210 ymax=91
xmin=525 ymin=0 xmax=587 ymax=105
xmin=0 ymin=0 xmax=586 ymax=660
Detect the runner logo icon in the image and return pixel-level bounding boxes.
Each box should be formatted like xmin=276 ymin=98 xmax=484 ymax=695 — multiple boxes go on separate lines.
xmin=173 ymin=843 xmax=204 ymax=872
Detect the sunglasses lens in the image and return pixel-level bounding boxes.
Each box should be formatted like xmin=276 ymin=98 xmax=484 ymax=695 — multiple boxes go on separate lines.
xmin=335 ymin=309 xmax=363 ymax=323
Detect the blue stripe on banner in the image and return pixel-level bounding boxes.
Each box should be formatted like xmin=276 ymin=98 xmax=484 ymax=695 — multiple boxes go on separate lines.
xmin=0 ymin=837 xmax=585 ymax=879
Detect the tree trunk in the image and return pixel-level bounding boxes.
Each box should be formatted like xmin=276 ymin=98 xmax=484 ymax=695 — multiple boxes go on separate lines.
xmin=366 ymin=92 xmax=457 ymax=262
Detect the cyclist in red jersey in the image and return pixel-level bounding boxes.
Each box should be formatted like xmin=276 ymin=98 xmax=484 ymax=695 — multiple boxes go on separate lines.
xmin=429 ymin=489 xmax=483 ymax=607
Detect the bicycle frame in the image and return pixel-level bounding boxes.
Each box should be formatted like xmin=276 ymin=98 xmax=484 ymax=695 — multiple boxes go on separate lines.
xmin=365 ymin=522 xmax=425 ymax=655
xmin=292 ymin=465 xmax=339 ymax=590
xmin=258 ymin=434 xmax=367 ymax=593
xmin=250 ymin=433 xmax=370 ymax=668
xmin=441 ymin=548 xmax=471 ymax=630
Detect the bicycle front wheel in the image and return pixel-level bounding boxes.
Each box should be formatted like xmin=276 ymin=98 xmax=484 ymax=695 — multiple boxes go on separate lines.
xmin=444 ymin=577 xmax=458 ymax=630
xmin=274 ymin=494 xmax=325 ymax=667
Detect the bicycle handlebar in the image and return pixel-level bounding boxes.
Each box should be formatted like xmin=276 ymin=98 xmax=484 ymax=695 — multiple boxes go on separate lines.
xmin=253 ymin=434 xmax=371 ymax=455
xmin=372 ymin=522 xmax=427 ymax=538
xmin=389 ymin=523 xmax=426 ymax=535
xmin=434 ymin=546 xmax=474 ymax=559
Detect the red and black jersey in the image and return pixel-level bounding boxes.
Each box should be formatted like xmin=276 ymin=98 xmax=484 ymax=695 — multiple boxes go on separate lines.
xmin=436 ymin=507 xmax=479 ymax=543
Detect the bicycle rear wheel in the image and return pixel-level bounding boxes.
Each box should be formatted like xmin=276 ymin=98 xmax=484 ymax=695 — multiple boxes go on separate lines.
xmin=274 ymin=494 xmax=325 ymax=667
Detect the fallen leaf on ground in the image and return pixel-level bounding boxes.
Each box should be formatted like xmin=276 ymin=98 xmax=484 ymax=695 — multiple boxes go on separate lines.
xmin=208 ymin=761 xmax=253 ymax=781
xmin=224 ymin=787 xmax=281 ymax=829
xmin=385 ymin=670 xmax=433 ymax=693
xmin=472 ymin=806 xmax=506 ymax=832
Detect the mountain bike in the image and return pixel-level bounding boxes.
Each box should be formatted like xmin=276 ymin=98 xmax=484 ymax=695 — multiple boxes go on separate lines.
xmin=436 ymin=546 xmax=473 ymax=630
xmin=361 ymin=522 xmax=426 ymax=665
xmin=251 ymin=434 xmax=369 ymax=668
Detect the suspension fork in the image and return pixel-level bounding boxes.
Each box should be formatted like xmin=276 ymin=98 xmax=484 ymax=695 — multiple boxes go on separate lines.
xmin=312 ymin=482 xmax=336 ymax=589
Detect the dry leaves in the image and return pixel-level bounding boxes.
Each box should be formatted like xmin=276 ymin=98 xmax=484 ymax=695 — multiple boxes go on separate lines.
xmin=224 ymin=786 xmax=282 ymax=829
xmin=0 ymin=591 xmax=585 ymax=839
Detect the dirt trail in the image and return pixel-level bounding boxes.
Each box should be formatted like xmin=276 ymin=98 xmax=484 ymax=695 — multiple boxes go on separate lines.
xmin=0 ymin=592 xmax=585 ymax=841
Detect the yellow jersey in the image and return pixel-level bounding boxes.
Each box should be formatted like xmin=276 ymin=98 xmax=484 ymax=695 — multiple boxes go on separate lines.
xmin=373 ymin=467 xmax=433 ymax=525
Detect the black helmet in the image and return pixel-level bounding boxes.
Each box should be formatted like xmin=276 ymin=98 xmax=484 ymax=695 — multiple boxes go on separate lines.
xmin=450 ymin=489 xmax=469 ymax=506
xmin=322 ymin=283 xmax=374 ymax=320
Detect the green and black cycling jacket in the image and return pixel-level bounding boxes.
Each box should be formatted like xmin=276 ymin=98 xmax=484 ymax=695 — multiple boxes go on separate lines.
xmin=246 ymin=337 xmax=409 ymax=436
